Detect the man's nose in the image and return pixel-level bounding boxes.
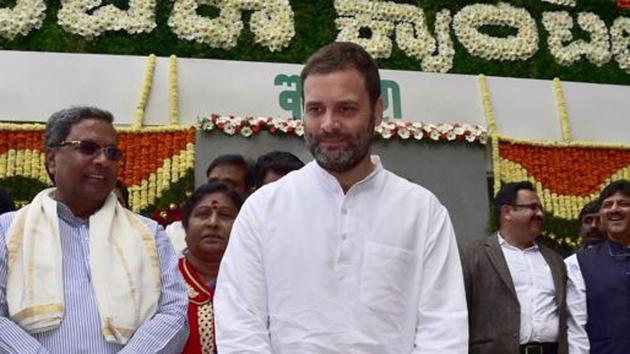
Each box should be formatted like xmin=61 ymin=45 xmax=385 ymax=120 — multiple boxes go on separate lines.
xmin=321 ymin=112 xmax=340 ymax=132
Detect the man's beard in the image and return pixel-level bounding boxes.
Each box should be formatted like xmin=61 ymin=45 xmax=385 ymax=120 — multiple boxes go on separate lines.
xmin=305 ymin=117 xmax=375 ymax=173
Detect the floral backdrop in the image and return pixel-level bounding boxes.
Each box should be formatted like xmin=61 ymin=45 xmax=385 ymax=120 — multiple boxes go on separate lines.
xmin=0 ymin=0 xmax=628 ymax=85
xmin=0 ymin=124 xmax=195 ymax=215
xmin=494 ymin=138 xmax=630 ymax=248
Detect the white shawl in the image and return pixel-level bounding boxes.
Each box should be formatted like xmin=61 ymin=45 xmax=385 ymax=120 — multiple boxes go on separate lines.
xmin=5 ymin=188 xmax=161 ymax=344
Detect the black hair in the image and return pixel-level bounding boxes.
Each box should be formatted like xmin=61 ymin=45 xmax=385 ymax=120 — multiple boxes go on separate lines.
xmin=599 ymin=179 xmax=630 ymax=203
xmin=45 ymin=106 xmax=114 ymax=148
xmin=205 ymin=154 xmax=256 ymax=189
xmin=182 ymin=182 xmax=243 ymax=230
xmin=255 ymin=151 xmax=304 ymax=187
xmin=578 ymin=200 xmax=601 ymax=222
xmin=301 ymin=41 xmax=381 ymax=109
xmin=493 ymin=181 xmax=536 ymax=229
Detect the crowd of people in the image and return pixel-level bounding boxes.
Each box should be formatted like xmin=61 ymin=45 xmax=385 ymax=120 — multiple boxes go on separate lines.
xmin=0 ymin=41 xmax=628 ymax=354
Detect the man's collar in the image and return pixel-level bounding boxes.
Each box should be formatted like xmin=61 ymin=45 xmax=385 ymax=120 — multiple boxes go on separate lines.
xmin=497 ymin=232 xmax=539 ymax=251
xmin=312 ymin=155 xmax=384 ymax=192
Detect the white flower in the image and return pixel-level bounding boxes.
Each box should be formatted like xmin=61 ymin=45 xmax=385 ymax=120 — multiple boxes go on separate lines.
xmin=0 ymin=0 xmax=46 ymax=40
xmin=294 ymin=123 xmax=304 ymax=136
xmin=610 ymin=16 xmax=630 ymax=73
xmin=412 ymin=129 xmax=424 ymax=140
xmin=542 ymin=0 xmax=576 ymax=7
xmin=452 ymin=3 xmax=539 ymax=61
xmin=240 ymin=126 xmax=253 ymax=137
xmin=169 ymin=0 xmax=294 ymax=51
xmin=57 ymin=0 xmax=156 ymax=39
xmin=334 ymin=0 xmax=453 ymax=72
xmin=430 ymin=130 xmax=441 ymax=141
xmin=223 ymin=122 xmax=236 ymax=135
xmin=542 ymin=11 xmax=611 ymax=67
xmin=397 ymin=127 xmax=410 ymax=139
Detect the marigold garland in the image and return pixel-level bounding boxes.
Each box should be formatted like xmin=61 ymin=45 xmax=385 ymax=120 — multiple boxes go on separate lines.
xmin=496 ymin=138 xmax=630 ymax=248
xmin=0 ymin=123 xmax=195 ymax=213
xmin=553 ymin=78 xmax=572 ymax=142
xmin=169 ymin=55 xmax=180 ymax=125
xmin=134 ymin=54 xmax=157 ymax=129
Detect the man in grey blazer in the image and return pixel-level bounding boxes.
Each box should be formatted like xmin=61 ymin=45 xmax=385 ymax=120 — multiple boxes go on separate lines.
xmin=459 ymin=181 xmax=567 ymax=354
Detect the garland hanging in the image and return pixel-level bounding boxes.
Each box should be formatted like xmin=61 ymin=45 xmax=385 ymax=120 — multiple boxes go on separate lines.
xmin=198 ymin=114 xmax=488 ymax=144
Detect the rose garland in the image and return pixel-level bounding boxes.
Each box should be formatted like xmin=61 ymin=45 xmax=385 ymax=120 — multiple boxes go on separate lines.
xmin=0 ymin=0 xmax=46 ymax=40
xmin=198 ymin=115 xmax=487 ymax=144
xmin=168 ymin=0 xmax=295 ymax=51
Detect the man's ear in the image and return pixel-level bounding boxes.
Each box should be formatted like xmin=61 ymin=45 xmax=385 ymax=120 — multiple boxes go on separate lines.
xmin=500 ymin=204 xmax=512 ymax=222
xmin=45 ymin=148 xmax=56 ymax=183
xmin=374 ymin=97 xmax=384 ymax=127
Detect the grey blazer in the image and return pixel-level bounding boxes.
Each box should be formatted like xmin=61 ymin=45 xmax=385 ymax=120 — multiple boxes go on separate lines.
xmin=458 ymin=235 xmax=568 ymax=354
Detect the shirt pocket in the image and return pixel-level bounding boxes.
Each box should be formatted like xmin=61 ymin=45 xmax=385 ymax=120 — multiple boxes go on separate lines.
xmin=360 ymin=241 xmax=417 ymax=318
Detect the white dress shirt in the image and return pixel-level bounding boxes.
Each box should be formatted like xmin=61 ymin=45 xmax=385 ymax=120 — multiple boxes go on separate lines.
xmin=565 ymin=254 xmax=589 ymax=354
xmin=214 ymin=156 xmax=468 ymax=354
xmin=498 ymin=234 xmax=559 ymax=344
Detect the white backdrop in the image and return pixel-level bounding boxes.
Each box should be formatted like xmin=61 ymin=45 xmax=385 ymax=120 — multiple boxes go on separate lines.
xmin=1 ymin=50 xmax=629 ymax=144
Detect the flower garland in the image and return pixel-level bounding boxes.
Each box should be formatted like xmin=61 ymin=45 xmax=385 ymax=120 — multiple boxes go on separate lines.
xmin=133 ymin=54 xmax=157 ymax=129
xmin=542 ymin=11 xmax=612 ymax=67
xmin=611 ymin=17 xmax=630 ymax=74
xmin=198 ymin=115 xmax=487 ymax=144
xmin=334 ymin=0 xmax=454 ymax=73
xmin=452 ymin=3 xmax=539 ymax=62
xmin=542 ymin=0 xmax=576 ymax=7
xmin=496 ymin=138 xmax=630 ymax=248
xmin=0 ymin=126 xmax=49 ymax=184
xmin=169 ymin=55 xmax=180 ymax=125
xmin=118 ymin=127 xmax=196 ymax=212
xmin=168 ymin=0 xmax=295 ymax=51
xmin=0 ymin=0 xmax=46 ymax=40
xmin=57 ymin=0 xmax=157 ymax=39
xmin=553 ymin=78 xmax=571 ymax=142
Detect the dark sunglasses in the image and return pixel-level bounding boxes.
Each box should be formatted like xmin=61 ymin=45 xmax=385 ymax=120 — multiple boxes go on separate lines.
xmin=58 ymin=140 xmax=123 ymax=161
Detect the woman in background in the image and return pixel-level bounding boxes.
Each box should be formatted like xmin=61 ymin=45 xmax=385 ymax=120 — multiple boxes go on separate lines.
xmin=180 ymin=182 xmax=242 ymax=354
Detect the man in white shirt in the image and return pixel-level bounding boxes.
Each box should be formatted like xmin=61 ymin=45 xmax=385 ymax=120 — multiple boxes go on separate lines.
xmin=565 ymin=179 xmax=630 ymax=354
xmin=214 ymin=42 xmax=468 ymax=353
xmin=459 ymin=181 xmax=567 ymax=354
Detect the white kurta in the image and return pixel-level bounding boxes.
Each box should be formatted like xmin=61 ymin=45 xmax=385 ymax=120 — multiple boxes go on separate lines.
xmin=214 ymin=156 xmax=468 ymax=354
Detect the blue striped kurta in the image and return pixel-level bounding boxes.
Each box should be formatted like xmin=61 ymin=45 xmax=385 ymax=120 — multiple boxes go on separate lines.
xmin=0 ymin=203 xmax=189 ymax=353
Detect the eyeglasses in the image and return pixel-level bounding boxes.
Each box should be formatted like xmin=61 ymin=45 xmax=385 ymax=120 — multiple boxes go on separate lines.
xmin=510 ymin=203 xmax=544 ymax=212
xmin=57 ymin=140 xmax=123 ymax=161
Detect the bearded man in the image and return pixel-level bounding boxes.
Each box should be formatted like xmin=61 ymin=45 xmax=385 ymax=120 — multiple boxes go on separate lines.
xmin=214 ymin=42 xmax=468 ymax=353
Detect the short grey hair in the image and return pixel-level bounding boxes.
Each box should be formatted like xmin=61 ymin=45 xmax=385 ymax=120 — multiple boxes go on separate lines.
xmin=44 ymin=106 xmax=115 ymax=148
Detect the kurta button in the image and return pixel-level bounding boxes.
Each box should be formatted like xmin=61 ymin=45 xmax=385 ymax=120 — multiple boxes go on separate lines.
xmin=341 ymin=208 xmax=347 ymax=215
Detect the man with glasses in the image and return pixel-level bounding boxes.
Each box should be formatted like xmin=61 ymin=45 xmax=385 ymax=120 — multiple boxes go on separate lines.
xmin=0 ymin=106 xmax=188 ymax=353
xmin=565 ymin=179 xmax=630 ymax=354
xmin=459 ymin=181 xmax=567 ymax=354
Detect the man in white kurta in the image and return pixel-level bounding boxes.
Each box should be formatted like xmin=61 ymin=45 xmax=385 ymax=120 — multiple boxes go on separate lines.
xmin=214 ymin=42 xmax=468 ymax=353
